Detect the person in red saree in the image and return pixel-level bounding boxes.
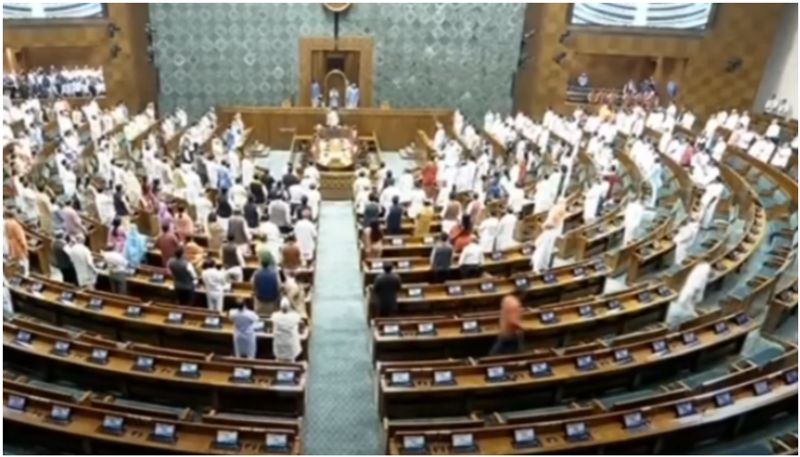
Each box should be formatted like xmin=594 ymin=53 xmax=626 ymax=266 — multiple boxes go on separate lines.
xmin=449 ymin=214 xmax=475 ymax=253
xmin=420 ymin=159 xmax=438 ymax=199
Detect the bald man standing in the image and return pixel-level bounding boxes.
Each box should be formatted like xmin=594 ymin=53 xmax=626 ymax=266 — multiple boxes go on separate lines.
xmin=489 ymin=295 xmax=524 ymax=355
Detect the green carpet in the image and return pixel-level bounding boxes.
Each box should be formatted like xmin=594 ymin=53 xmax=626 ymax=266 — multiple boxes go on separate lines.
xmin=303 ymin=202 xmax=382 ymax=454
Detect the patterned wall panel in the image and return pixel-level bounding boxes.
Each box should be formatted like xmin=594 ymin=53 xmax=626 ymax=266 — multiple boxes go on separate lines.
xmin=150 ymin=4 xmax=525 ymax=122
xmin=515 ymin=4 xmax=783 ymax=121
xmin=340 ymin=3 xmax=525 ymax=122
xmin=150 ymin=3 xmax=331 ymax=117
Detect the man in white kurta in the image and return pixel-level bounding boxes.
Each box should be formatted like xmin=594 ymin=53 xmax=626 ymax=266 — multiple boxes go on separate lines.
xmin=230 ymin=303 xmax=260 ymax=359
xmin=270 ymin=299 xmax=303 ymax=362
xmin=622 ymin=198 xmax=645 ymax=245
xmin=673 ymin=218 xmax=700 ymax=265
xmin=477 ymin=213 xmax=500 ymax=253
xmin=533 ymin=173 xmax=557 ymax=214
xmin=496 ymin=209 xmax=518 ymax=251
xmin=454 ymin=160 xmax=477 ymax=194
xmin=698 ymin=178 xmax=724 ymax=229
xmin=666 ymin=262 xmax=711 ymax=329
xmin=531 ymin=222 xmax=559 ymax=273
xmin=582 ymin=180 xmax=606 ymax=223
xmin=294 ymin=215 xmax=317 ymax=261
xmin=66 ymin=235 xmax=97 ymax=288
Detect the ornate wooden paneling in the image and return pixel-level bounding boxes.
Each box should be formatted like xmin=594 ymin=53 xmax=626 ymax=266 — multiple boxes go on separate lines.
xmin=3 ymin=4 xmax=157 ymax=113
xmin=298 ymin=36 xmax=374 ymax=108
xmin=515 ymin=4 xmax=783 ymax=120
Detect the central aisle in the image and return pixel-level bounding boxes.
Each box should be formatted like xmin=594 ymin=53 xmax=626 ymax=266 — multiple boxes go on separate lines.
xmin=304 ymin=201 xmax=381 ymax=454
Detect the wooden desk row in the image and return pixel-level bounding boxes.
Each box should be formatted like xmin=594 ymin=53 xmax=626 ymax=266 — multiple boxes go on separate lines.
xmin=377 ymin=310 xmax=756 ymax=418
xmin=367 ymin=257 xmax=609 ymax=319
xmin=4 ymin=318 xmax=306 ymax=416
xmin=763 ymin=282 xmax=799 ymax=334
xmin=370 ymin=282 xmax=674 ymax=361
xmin=384 ymin=360 xmax=797 ymax=454
xmin=8 ymin=274 xmax=309 ymax=360
xmin=4 ymin=376 xmax=303 ymax=455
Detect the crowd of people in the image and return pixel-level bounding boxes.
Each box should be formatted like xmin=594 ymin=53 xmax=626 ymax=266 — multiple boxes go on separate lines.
xmin=4 ymin=100 xmax=318 ymax=363
xmin=3 ymin=66 xmax=106 ymax=99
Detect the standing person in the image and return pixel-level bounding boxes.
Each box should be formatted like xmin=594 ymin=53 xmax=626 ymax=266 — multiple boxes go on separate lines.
xmin=622 ymin=196 xmax=645 ymax=245
xmin=496 ymin=208 xmax=518 ymax=250
xmin=61 ymin=199 xmax=87 ymax=238
xmin=101 ymin=243 xmax=129 ymax=294
xmin=206 ymin=213 xmax=226 ymax=252
xmin=363 ymin=220 xmax=384 ymax=258
xmin=430 ymin=233 xmax=454 ymax=283
xmin=113 ymin=184 xmax=130 ymax=218
xmin=413 ymin=199 xmax=434 ymax=237
xmin=107 ymin=217 xmax=127 ymax=253
xmin=123 ymin=224 xmax=148 ymax=267
xmin=449 ymin=214 xmax=474 ymax=253
xmin=281 ymin=235 xmax=303 ymax=272
xmin=531 ymin=221 xmax=559 ymax=273
xmin=221 ymin=234 xmax=246 ymax=283
xmin=174 ymin=206 xmax=195 ymax=242
xmin=229 ymin=300 xmax=260 ymax=359
xmin=362 ymin=193 xmax=382 ymax=228
xmin=268 ymin=196 xmax=292 ymax=234
xmin=4 ymin=211 xmax=29 ymax=275
xmin=458 ymin=238 xmax=484 ymax=278
xmin=270 ymin=298 xmax=303 ymax=362
xmin=294 ymin=214 xmax=317 ymax=262
xmin=252 ymin=258 xmax=281 ymax=315
xmin=698 ymin=177 xmax=724 ymax=229
xmin=282 ymin=271 xmax=308 ymax=318
xmin=201 ymin=259 xmax=228 ymax=313
xmin=167 ymin=246 xmax=197 ymax=306
xmin=53 ymin=233 xmax=79 ymax=285
xmin=666 ymin=262 xmax=711 ymax=329
xmin=489 ymin=295 xmax=524 ymax=355
xmin=372 ymin=264 xmax=402 ymax=317
xmin=66 ymin=234 xmax=97 ymax=288
xmin=441 ymin=193 xmax=462 ymax=235
xmin=385 ymin=196 xmax=404 ymax=235
xmin=155 ymin=223 xmax=180 ymax=267
xmin=478 ymin=210 xmax=500 ymax=253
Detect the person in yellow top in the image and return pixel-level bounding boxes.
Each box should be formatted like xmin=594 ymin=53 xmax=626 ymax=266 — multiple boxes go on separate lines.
xmin=413 ymin=200 xmax=434 ymax=237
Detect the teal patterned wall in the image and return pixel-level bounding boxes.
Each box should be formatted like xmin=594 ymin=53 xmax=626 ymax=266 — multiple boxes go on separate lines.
xmin=150 ymin=3 xmax=525 ymax=122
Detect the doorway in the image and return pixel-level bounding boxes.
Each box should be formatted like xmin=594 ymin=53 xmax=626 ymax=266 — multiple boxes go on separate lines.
xmin=299 ymin=37 xmax=374 ymax=107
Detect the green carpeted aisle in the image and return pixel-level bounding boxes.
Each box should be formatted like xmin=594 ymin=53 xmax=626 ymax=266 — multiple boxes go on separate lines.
xmin=303 ymin=201 xmax=381 ymax=454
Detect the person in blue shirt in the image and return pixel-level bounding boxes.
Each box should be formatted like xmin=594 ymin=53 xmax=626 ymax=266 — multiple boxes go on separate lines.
xmin=217 ymin=161 xmax=232 ymax=193
xmin=385 ymin=196 xmax=404 ymax=235
xmin=251 ymin=258 xmax=281 ymax=316
xmin=311 ymin=80 xmax=321 ymax=107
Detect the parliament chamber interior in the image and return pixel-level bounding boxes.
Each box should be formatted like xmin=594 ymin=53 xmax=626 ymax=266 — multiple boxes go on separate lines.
xmin=2 ymin=2 xmax=799 ymax=455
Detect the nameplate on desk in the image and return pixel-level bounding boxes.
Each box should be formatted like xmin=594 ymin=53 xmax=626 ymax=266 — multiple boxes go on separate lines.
xmin=177 ymin=362 xmax=199 ymax=378
xmin=9 ymin=276 xmax=23 ymax=286
xmin=165 ymin=312 xmax=184 ymax=325
xmin=396 ymin=260 xmax=411 ymax=270
xmin=542 ymin=272 xmax=557 ymax=284
xmin=657 ymin=285 xmax=672 ymax=297
xmin=734 ymin=313 xmax=749 ymax=325
xmin=87 ymin=298 xmax=104 ymax=310
xmin=713 ymin=321 xmax=729 ymax=335
xmin=391 ymin=238 xmax=404 ymax=246
xmin=133 ymin=356 xmax=155 ymax=372
xmin=7 ymin=395 xmax=27 ymax=412
xmin=486 ymin=366 xmax=507 ymax=382
xmin=578 ymin=304 xmax=594 ymax=318
xmin=539 ymin=311 xmax=557 ymax=325
xmin=423 ymin=236 xmax=434 ymax=244
xmin=637 ymin=292 xmax=652 ymax=303
xmin=370 ymin=261 xmax=384 ymax=271
xmin=623 ymin=411 xmax=647 ymax=430
xmin=382 ymin=324 xmax=400 ymax=336
xmin=682 ymin=331 xmax=698 ymax=345
xmin=753 ymin=380 xmax=771 ymax=396
xmin=60 ymin=291 xmax=75 ymax=303
xmin=714 ymin=391 xmax=733 ymax=407
xmin=530 ymin=362 xmax=552 ymax=377
xmin=230 ymin=367 xmax=253 ymax=383
xmin=149 ymin=422 xmax=176 ymax=444
xmin=575 ymin=355 xmax=596 ymax=371
xmin=49 ymin=405 xmax=72 ymax=424
xmin=30 ymin=282 xmax=44 ymax=293
xmin=451 ymin=433 xmax=477 ymax=453
xmin=675 ymin=401 xmax=696 ymax=417
xmin=490 ymin=251 xmax=504 ymax=261
xmin=275 ymin=370 xmax=297 ymax=385
xmin=479 ymin=282 xmax=496 ymax=293
xmin=401 ymin=435 xmax=426 ymax=454
xmin=784 ymin=370 xmax=798 ymax=385
xmin=407 ymin=288 xmax=423 ymax=298
xmin=214 ymin=430 xmax=240 ymax=450
xmin=613 ymin=348 xmax=633 ymax=364
xmin=564 ymin=422 xmax=590 ymax=442
xmin=52 ymin=340 xmax=71 ymax=357
xmin=203 ymin=316 xmax=222 ymax=329
xmin=390 ymin=371 xmax=411 ymax=387
xmin=572 ymin=267 xmax=585 ymax=277
xmin=513 ymin=428 xmax=539 ymax=448
xmin=125 ymin=305 xmax=142 ymax=318
xmin=461 ymin=320 xmax=480 ymax=334
xmin=101 ymin=415 xmax=125 ymax=435
xmin=521 ymin=244 xmax=533 ymax=256
xmin=15 ymin=330 xmax=33 ymax=345
xmin=650 ymin=339 xmax=669 ymax=355
xmin=149 ymin=273 xmax=165 ymax=283
xmin=433 ymin=370 xmax=455 ymax=386
xmin=265 ymin=433 xmax=289 ymax=452
xmin=593 ymin=259 xmax=606 ymax=271
xmin=417 ymin=322 xmax=435 ymax=336
xmin=607 ymin=299 xmax=622 ymax=311
xmin=89 ymin=348 xmax=109 ymax=365
xmin=514 ymin=277 xmax=530 ymax=290
xmin=447 ymin=285 xmax=463 ymax=296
